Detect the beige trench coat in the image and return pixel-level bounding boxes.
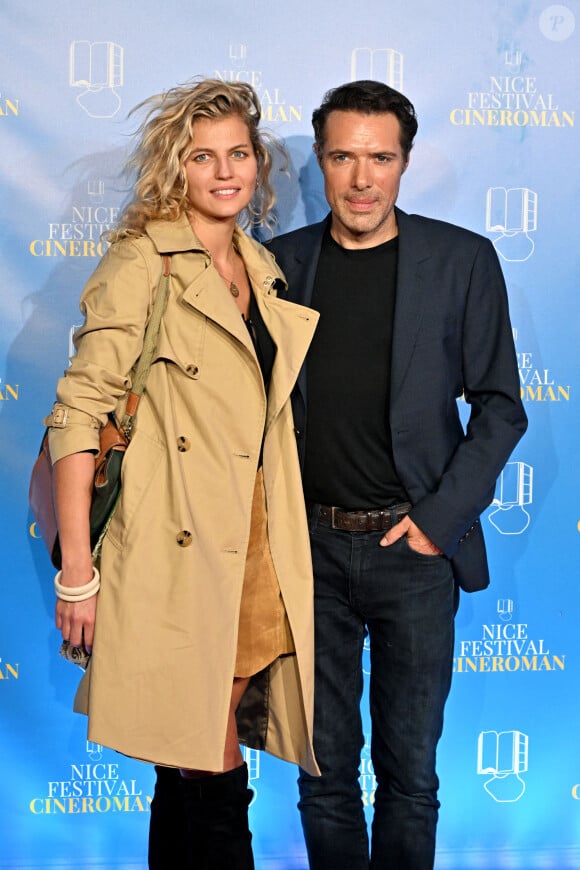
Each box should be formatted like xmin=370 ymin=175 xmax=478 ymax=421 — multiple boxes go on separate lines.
xmin=47 ymin=215 xmax=320 ymax=774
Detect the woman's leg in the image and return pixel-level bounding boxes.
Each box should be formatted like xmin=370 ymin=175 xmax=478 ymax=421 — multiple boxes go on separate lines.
xmin=148 ymin=765 xmax=188 ymax=870
xmin=225 ymin=675 xmax=251 ymax=771
xmin=179 ymin=677 xmax=255 ymax=870
xmin=179 ymin=676 xmax=249 ymax=777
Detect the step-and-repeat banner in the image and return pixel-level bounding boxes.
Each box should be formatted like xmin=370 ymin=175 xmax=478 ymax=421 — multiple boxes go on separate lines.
xmin=1 ymin=1 xmax=578 ymax=867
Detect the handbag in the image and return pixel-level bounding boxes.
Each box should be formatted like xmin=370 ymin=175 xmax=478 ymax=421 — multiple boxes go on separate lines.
xmin=29 ymin=254 xmax=172 ymax=569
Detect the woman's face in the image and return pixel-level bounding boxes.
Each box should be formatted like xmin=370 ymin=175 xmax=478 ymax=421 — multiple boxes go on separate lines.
xmin=185 ymin=114 xmax=258 ymax=226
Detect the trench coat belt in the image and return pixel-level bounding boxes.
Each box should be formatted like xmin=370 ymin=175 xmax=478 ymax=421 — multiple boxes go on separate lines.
xmin=305 ymin=501 xmax=412 ymax=532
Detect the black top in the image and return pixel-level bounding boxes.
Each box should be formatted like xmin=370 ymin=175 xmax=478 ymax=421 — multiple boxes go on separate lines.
xmin=244 ymin=289 xmax=276 ymax=389
xmin=303 ymin=229 xmax=408 ymax=509
xmin=244 ymin=289 xmax=276 ymax=469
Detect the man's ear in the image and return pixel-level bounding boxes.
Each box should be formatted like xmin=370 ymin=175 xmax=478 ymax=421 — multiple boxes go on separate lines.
xmin=313 ymin=143 xmax=323 ymax=165
xmin=402 ymin=154 xmax=411 ymax=174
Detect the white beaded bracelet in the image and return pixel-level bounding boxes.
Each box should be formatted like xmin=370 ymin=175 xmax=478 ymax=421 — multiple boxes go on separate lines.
xmin=54 ymin=566 xmax=101 ymax=602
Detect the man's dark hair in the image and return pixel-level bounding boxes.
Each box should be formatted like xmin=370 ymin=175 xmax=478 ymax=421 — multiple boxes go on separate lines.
xmin=312 ymin=80 xmax=418 ymax=162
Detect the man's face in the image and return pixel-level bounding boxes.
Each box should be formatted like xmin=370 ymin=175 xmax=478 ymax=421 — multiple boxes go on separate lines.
xmin=316 ymin=110 xmax=408 ymax=249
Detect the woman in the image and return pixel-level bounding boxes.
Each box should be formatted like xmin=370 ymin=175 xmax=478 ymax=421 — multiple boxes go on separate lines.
xmin=46 ymin=78 xmax=319 ymax=869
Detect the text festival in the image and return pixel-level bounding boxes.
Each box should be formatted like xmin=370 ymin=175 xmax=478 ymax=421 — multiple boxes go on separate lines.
xmin=29 ymin=207 xmax=119 ymax=259
xmin=450 ymin=75 xmax=574 ymax=128
xmin=29 ymin=763 xmax=152 ymax=815
xmin=518 ymin=352 xmax=570 ymax=403
xmin=215 ymin=69 xmax=301 ymax=124
xmin=454 ymin=622 xmax=565 ymax=674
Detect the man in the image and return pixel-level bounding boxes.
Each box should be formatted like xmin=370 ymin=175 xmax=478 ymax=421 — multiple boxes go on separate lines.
xmin=267 ymin=80 xmax=527 ymax=870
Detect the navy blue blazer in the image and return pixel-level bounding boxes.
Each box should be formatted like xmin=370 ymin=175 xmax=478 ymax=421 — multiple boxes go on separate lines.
xmin=267 ymin=208 xmax=527 ymax=592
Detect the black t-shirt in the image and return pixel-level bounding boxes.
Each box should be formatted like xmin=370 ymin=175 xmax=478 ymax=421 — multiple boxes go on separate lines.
xmin=303 ymin=230 xmax=408 ymax=509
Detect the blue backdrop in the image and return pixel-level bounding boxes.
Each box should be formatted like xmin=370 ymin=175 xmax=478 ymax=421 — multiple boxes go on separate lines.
xmin=1 ymin=1 xmax=579 ymax=867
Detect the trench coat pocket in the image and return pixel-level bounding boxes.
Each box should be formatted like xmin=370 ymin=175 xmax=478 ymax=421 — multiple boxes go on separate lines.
xmin=105 ymin=430 xmax=165 ymax=550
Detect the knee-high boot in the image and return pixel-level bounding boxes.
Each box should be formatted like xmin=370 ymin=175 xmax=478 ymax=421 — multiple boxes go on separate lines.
xmin=180 ymin=762 xmax=255 ymax=870
xmin=148 ymin=765 xmax=189 ymax=869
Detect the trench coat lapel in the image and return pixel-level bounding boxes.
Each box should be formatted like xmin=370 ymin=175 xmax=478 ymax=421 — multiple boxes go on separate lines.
xmin=181 ymin=265 xmax=256 ymax=356
xmin=182 ymin=263 xmax=319 ymax=437
xmin=148 ymin=216 xmax=319 ymax=413
xmin=147 ymin=216 xmax=256 ymax=357
xmin=254 ymin=293 xmax=319 ymax=433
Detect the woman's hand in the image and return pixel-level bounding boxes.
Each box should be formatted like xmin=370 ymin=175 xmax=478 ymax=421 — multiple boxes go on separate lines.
xmin=52 ymin=451 xmax=97 ymax=652
xmin=56 ymin=593 xmax=98 ymax=652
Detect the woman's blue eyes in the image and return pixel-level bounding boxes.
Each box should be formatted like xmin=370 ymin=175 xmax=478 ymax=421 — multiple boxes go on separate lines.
xmin=192 ymin=151 xmax=248 ymax=163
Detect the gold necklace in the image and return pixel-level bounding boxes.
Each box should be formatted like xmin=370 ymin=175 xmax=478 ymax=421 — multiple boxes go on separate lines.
xmin=227 ymin=279 xmax=240 ymax=298
xmin=215 ymin=247 xmax=241 ymax=297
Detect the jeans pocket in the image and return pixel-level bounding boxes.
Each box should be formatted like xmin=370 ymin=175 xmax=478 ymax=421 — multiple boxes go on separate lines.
xmin=400 ymin=533 xmax=444 ymax=560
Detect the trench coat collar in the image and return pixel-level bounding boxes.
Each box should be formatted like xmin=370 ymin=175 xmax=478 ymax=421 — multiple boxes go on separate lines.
xmin=145 ymin=216 xmax=278 ymax=358
xmin=146 ymin=215 xmax=318 ymax=434
xmin=145 ymin=213 xmax=285 ymax=278
xmin=145 ymin=213 xmax=206 ymax=254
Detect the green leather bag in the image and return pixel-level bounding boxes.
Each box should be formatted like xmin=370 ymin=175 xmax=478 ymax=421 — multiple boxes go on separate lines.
xmin=29 ymin=255 xmax=171 ymax=569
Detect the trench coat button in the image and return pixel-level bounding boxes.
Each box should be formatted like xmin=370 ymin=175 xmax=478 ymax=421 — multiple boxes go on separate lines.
xmin=176 ymin=530 xmax=192 ymax=547
xmin=177 ymin=436 xmax=191 ymax=452
xmin=185 ymin=364 xmax=199 ymax=377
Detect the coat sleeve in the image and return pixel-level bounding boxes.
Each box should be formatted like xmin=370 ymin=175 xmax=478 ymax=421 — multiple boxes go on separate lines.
xmin=409 ymin=238 xmax=527 ymax=557
xmin=47 ymin=240 xmax=157 ymax=464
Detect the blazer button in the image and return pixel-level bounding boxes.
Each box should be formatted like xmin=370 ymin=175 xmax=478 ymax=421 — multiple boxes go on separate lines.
xmin=177 ymin=436 xmax=191 ymax=452
xmin=186 ymin=364 xmax=199 ymax=377
xmin=176 ymin=530 xmax=192 ymax=547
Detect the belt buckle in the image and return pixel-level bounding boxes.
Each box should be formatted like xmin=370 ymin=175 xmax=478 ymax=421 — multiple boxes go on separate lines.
xmin=330 ymin=506 xmax=341 ymax=529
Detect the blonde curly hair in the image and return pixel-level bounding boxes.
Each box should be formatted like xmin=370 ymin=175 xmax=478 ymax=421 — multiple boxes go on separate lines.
xmin=108 ymin=78 xmax=278 ymax=242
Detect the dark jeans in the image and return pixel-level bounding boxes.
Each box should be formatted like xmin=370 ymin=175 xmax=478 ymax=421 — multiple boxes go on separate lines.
xmin=298 ymin=511 xmax=457 ymax=870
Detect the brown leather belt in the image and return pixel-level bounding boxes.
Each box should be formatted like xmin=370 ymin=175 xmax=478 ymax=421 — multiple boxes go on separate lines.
xmin=306 ymin=501 xmax=412 ymax=532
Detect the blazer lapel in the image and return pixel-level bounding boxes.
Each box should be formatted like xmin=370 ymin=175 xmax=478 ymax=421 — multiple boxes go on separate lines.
xmin=270 ymin=218 xmax=327 ymax=408
xmin=390 ymin=209 xmax=433 ymax=403
xmin=280 ymin=218 xmax=328 ymax=308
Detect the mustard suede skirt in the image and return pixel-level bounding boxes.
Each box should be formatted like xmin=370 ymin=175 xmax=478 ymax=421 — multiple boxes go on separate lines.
xmin=234 ymin=468 xmax=294 ymax=678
